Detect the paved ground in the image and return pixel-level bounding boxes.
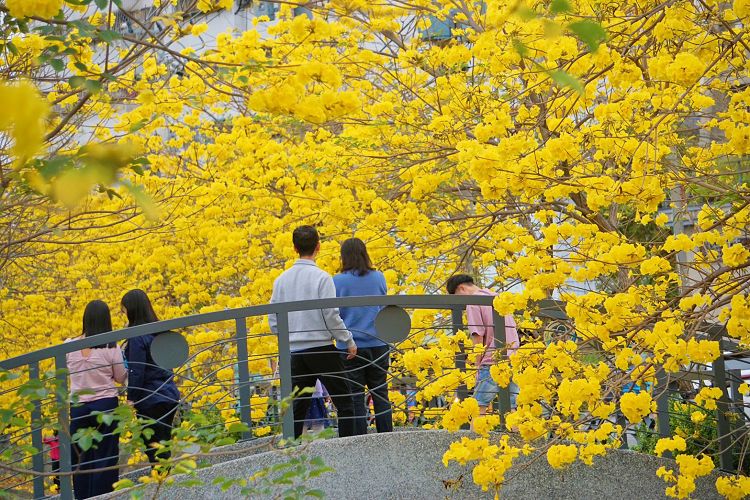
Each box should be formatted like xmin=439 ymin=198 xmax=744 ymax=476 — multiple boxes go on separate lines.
xmin=104 ymin=430 xmax=726 ymax=499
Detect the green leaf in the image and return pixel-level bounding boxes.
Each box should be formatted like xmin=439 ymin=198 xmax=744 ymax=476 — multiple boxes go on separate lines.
xmin=95 ymin=0 xmax=110 ymax=9
xmin=128 ymin=119 xmax=148 ymax=133
xmin=305 ymin=489 xmax=325 ymax=498
xmin=98 ymin=413 xmax=115 ymax=425
xmin=296 ymin=386 xmax=314 ymax=396
xmin=216 ymin=478 xmax=238 ymax=491
xmin=77 ymin=434 xmax=93 ymax=451
xmin=19 ymin=444 xmax=40 ymax=456
xmin=68 ymin=75 xmax=86 ymax=89
xmin=6 ymin=42 xmax=19 ymax=56
xmin=99 ymin=30 xmax=121 ymax=43
xmin=517 ymin=6 xmax=538 ymax=21
xmin=226 ymin=422 xmax=249 ymax=433
xmin=17 ymin=379 xmax=48 ymax=400
xmin=101 ymin=187 xmax=123 ymax=200
xmin=124 ymin=183 xmax=160 ymax=221
xmin=68 ymin=76 xmax=102 ymax=93
xmin=550 ymin=0 xmax=572 ymax=14
xmin=307 ymin=467 xmax=333 ymax=478
xmin=0 ymin=370 xmax=19 ymax=382
xmin=112 ymin=478 xmax=135 ymax=491
xmin=213 ymin=437 xmax=236 ymax=447
xmin=36 ymin=25 xmax=59 ymax=35
xmin=83 ymin=79 xmax=103 ymax=93
xmin=37 ymin=156 xmax=73 ymax=180
xmin=568 ymin=20 xmax=607 ymax=52
xmin=177 ymin=479 xmax=204 ymax=488
xmin=70 ymin=20 xmax=97 ymax=37
xmin=74 ymin=62 xmax=88 ymax=72
xmin=550 ymin=69 xmax=584 ymax=94
xmin=49 ymin=59 xmax=65 ymax=72
xmin=0 ymin=408 xmax=16 ymax=423
xmin=512 ymin=39 xmax=528 ymax=58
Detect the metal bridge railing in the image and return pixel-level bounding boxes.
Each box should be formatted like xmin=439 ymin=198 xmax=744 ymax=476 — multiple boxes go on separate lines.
xmin=0 ymin=295 xmax=746 ymax=499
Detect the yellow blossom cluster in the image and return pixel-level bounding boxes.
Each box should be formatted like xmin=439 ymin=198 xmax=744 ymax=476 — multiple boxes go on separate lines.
xmin=658 ymin=454 xmax=715 ymax=499
xmin=2 ymin=0 xmax=750 ymax=497
xmin=444 ymin=435 xmax=532 ymax=493
xmin=546 ymin=444 xmax=577 ymax=469
xmin=655 ymin=436 xmax=688 ymax=457
xmin=441 ymin=398 xmax=480 ymax=432
xmin=5 ymin=0 xmax=63 ymax=19
xmin=715 ymin=475 xmax=750 ymax=500
xmin=694 ymin=387 xmax=724 ymax=411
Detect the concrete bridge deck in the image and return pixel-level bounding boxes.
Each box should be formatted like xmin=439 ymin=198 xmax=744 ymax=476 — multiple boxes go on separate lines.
xmin=109 ymin=430 xmax=725 ymax=499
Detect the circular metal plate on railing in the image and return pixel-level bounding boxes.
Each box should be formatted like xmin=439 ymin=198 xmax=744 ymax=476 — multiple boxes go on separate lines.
xmin=150 ymin=331 xmax=189 ymax=369
xmin=375 ymin=305 xmax=411 ymax=344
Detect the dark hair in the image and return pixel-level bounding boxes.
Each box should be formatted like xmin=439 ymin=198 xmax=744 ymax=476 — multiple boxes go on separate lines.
xmin=82 ymin=300 xmax=115 ymax=348
xmin=340 ymin=237 xmax=374 ymax=276
xmin=446 ymin=274 xmax=475 ymax=295
xmin=292 ymin=225 xmax=320 ymax=256
xmin=121 ymin=289 xmax=159 ymax=327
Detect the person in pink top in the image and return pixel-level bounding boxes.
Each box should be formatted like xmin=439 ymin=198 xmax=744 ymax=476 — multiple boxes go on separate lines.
xmin=446 ymin=275 xmax=520 ymax=415
xmin=66 ymin=300 xmax=127 ymax=499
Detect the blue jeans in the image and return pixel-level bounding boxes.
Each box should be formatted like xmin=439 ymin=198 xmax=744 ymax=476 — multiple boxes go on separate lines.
xmin=474 ymin=366 xmax=519 ymax=409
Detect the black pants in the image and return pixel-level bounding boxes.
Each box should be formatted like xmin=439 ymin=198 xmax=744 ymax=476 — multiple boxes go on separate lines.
xmin=51 ymin=460 xmax=59 ymax=488
xmin=345 ymin=345 xmax=393 ymax=434
xmin=70 ymin=397 xmax=119 ymax=500
xmin=291 ymin=345 xmax=356 ymax=439
xmin=136 ymin=402 xmax=178 ymax=465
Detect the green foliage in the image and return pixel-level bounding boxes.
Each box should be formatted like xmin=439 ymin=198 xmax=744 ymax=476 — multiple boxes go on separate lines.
xmin=550 ymin=0 xmax=572 ymax=14
xmin=632 ymin=398 xmax=749 ymax=472
xmin=568 ymin=20 xmax=607 ymax=52
xmin=550 ymin=70 xmax=584 ymax=95
xmin=216 ymin=452 xmax=334 ymax=498
xmin=0 ymin=370 xmax=334 ymax=497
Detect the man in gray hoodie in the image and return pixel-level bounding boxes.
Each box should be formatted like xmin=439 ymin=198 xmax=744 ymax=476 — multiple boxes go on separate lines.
xmin=268 ymin=225 xmax=358 ymax=438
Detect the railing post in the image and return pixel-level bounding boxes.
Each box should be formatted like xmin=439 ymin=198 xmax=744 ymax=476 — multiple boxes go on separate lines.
xmin=728 ymin=369 xmax=742 ymax=404
xmin=712 ymin=340 xmax=735 ymax=470
xmin=29 ymin=363 xmax=44 ymax=499
xmin=492 ymin=311 xmax=511 ymax=420
xmin=276 ymin=311 xmax=295 ymax=440
xmin=451 ymin=306 xmax=469 ymax=402
xmin=235 ymin=318 xmax=253 ymax=441
xmin=55 ymin=354 xmax=73 ymax=500
xmin=655 ymin=368 xmax=671 ymax=457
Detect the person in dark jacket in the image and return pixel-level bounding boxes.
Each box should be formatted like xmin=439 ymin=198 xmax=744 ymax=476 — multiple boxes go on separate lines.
xmin=121 ymin=289 xmax=180 ymax=466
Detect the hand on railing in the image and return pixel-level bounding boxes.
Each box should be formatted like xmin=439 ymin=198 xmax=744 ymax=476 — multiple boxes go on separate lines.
xmin=346 ymin=344 xmax=357 ymax=360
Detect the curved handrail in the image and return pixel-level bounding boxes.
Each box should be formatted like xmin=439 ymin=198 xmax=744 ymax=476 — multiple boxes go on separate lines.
xmin=0 ymin=296 xmax=567 ymax=370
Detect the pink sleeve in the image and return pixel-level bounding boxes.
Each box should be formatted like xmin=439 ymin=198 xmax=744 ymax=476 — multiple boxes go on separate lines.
xmin=505 ymin=315 xmax=520 ymax=354
xmin=465 ymin=305 xmax=484 ymax=338
xmin=109 ymin=348 xmax=128 ymax=384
